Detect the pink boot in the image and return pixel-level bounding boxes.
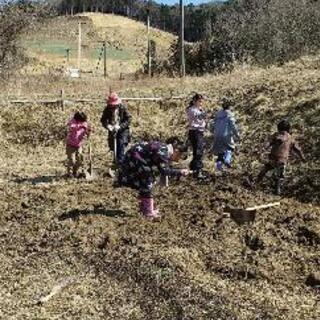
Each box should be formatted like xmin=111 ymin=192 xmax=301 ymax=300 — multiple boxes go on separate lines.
xmin=139 ymin=197 xmax=160 ymax=219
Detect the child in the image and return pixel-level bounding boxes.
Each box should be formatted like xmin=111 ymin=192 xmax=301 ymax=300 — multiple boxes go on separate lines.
xmin=100 ymin=92 xmax=132 ymax=165
xmin=118 ymin=137 xmax=189 ymax=219
xmin=256 ymin=120 xmax=305 ymax=195
xmin=66 ymin=111 xmax=91 ymax=178
xmin=186 ymin=93 xmax=206 ymax=179
xmin=211 ymin=97 xmax=240 ymax=172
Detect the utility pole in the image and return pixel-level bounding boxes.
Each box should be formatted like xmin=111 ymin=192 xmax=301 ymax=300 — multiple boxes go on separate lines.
xmin=147 ymin=6 xmax=152 ymax=77
xmin=77 ymin=21 xmax=86 ymax=70
xmin=180 ymin=0 xmax=185 ymax=78
xmin=65 ymin=48 xmax=70 ymax=63
xmin=103 ymin=41 xmax=107 ymax=78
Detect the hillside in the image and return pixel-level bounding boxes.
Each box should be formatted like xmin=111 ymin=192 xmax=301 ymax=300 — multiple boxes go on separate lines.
xmin=23 ymin=13 xmax=176 ymax=76
xmin=1 ymin=56 xmax=320 ymax=319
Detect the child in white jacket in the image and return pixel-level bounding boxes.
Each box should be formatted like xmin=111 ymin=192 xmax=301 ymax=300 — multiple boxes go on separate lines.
xmin=186 ymin=93 xmax=207 ymax=179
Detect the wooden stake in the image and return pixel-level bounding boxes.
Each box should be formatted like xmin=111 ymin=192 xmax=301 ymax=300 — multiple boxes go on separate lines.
xmin=60 ymin=89 xmax=65 ymax=110
xmin=66 ymin=48 xmax=70 ymax=63
xmin=78 ymin=22 xmax=82 ymax=70
xmin=147 ymin=11 xmax=152 ymax=77
xmin=180 ymin=0 xmax=185 ymax=78
xmin=103 ymin=41 xmax=107 ymax=78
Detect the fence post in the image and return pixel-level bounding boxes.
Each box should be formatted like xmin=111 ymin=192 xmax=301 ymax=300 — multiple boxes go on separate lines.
xmin=103 ymin=41 xmax=107 ymax=78
xmin=60 ymin=89 xmax=65 ymax=110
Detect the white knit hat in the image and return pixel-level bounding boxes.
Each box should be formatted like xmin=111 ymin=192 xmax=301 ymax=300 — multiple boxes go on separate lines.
xmin=167 ymin=144 xmax=174 ymax=157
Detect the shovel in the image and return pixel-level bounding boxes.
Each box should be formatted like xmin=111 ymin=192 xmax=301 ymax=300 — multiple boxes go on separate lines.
xmin=108 ymin=132 xmax=118 ymax=178
xmin=85 ymin=140 xmax=98 ymax=180
xmin=159 ymin=174 xmax=169 ymax=187
xmin=217 ymin=202 xmax=280 ymax=225
xmin=113 ymin=133 xmax=117 ymax=165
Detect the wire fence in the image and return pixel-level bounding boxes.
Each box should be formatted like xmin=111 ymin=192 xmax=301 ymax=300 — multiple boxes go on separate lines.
xmin=23 ymin=40 xmax=141 ymax=80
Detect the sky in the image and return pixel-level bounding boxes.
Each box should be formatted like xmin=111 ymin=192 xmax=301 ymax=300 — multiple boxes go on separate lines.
xmin=154 ymin=0 xmax=224 ymax=5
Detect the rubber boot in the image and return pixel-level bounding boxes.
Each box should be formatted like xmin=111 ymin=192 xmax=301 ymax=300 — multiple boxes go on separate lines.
xmin=216 ymin=161 xmax=223 ymax=171
xmin=275 ymin=179 xmax=283 ymax=196
xmin=193 ymin=169 xmax=207 ymax=180
xmin=223 ymin=150 xmax=233 ymax=168
xmin=140 ymin=197 xmax=160 ymax=218
xmin=72 ymin=167 xmax=78 ymax=178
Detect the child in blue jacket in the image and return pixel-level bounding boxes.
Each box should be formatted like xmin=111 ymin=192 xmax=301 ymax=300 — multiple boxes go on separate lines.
xmin=211 ymin=97 xmax=240 ymax=171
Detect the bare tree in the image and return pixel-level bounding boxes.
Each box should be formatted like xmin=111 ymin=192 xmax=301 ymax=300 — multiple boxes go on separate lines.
xmin=0 ymin=0 xmax=52 ymax=79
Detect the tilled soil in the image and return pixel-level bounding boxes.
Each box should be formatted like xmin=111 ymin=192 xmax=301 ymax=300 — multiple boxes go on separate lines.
xmin=1 ymin=168 xmax=319 ymax=319
xmin=1 ymin=63 xmax=320 ymax=319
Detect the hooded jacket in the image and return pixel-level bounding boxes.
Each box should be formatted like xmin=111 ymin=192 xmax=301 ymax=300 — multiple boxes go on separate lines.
xmin=66 ymin=118 xmax=90 ymax=148
xmin=211 ymin=109 xmax=240 ymax=154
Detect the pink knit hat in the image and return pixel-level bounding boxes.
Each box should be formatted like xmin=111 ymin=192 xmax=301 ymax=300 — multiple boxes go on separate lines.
xmin=107 ymin=92 xmax=122 ymax=106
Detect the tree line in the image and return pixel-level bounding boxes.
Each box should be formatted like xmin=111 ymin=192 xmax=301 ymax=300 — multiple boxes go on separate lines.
xmin=170 ymin=0 xmax=320 ymax=74
xmin=55 ymin=0 xmax=320 ymax=75
xmin=2 ymin=0 xmax=320 ymax=78
xmin=55 ymin=0 xmax=223 ymax=42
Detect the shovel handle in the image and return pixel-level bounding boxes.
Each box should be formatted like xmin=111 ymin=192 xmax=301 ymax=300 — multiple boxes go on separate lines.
xmin=246 ymin=202 xmax=280 ymax=211
xmin=113 ymin=135 xmax=117 ymax=164
xmin=88 ymin=140 xmax=92 ymax=162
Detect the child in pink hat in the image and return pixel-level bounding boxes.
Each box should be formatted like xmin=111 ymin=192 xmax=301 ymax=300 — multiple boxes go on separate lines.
xmin=101 ymin=92 xmax=132 ymax=165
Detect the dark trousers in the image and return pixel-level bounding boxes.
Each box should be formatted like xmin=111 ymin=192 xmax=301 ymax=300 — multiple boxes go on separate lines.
xmin=188 ymin=130 xmax=204 ymax=172
xmin=257 ymin=161 xmax=286 ymax=194
xmin=108 ymin=132 xmax=128 ymax=164
xmin=257 ymin=162 xmax=286 ymax=181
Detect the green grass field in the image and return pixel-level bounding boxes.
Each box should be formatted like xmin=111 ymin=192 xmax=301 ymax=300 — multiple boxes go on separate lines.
xmin=24 ymin=40 xmax=135 ymax=61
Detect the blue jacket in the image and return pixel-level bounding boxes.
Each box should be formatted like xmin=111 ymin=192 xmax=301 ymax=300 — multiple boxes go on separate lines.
xmin=211 ymin=109 xmax=240 ymax=154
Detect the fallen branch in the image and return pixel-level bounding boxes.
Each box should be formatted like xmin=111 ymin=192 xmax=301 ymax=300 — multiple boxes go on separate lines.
xmin=38 ymin=278 xmax=74 ymax=305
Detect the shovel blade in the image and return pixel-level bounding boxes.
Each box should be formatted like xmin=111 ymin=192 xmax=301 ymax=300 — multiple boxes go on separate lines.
xmin=225 ymin=206 xmax=256 ymax=225
xmin=85 ymin=168 xmax=98 ymax=180
xmin=108 ymin=168 xmax=116 ymax=178
xmin=230 ymin=210 xmax=256 ymax=225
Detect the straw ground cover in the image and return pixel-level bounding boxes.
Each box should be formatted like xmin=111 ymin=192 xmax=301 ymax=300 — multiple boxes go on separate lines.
xmin=0 ymin=57 xmax=319 ymax=319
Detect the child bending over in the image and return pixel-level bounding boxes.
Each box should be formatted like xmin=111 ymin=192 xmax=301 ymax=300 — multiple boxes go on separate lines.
xmin=118 ymin=137 xmax=189 ymax=219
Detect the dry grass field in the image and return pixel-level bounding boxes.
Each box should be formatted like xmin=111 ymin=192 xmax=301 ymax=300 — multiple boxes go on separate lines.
xmin=23 ymin=13 xmax=176 ymax=77
xmin=0 ymin=52 xmax=320 ymax=319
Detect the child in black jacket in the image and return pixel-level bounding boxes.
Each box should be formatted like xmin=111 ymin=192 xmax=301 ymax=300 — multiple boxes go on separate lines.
xmin=101 ymin=92 xmax=132 ymax=164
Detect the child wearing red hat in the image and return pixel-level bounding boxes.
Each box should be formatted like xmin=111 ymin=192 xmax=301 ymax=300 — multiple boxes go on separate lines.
xmin=101 ymin=92 xmax=132 ymax=164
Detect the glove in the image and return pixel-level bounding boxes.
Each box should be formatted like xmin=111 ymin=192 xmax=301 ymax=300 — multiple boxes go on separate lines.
xmin=107 ymin=124 xmax=114 ymax=131
xmin=114 ymin=124 xmax=121 ymax=132
xmin=180 ymin=169 xmax=190 ymax=177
